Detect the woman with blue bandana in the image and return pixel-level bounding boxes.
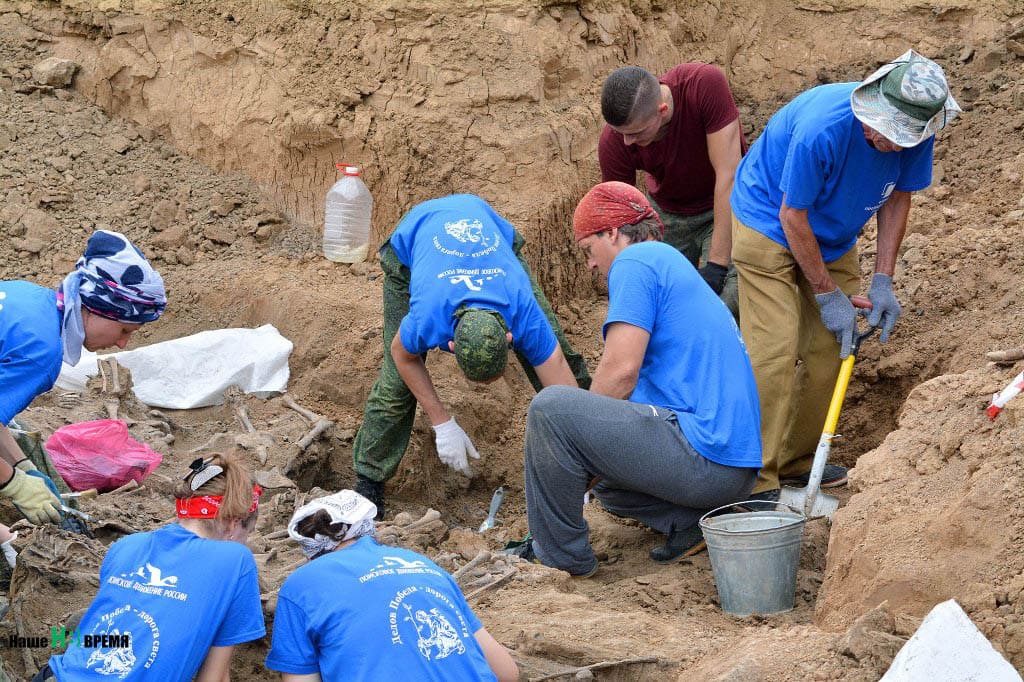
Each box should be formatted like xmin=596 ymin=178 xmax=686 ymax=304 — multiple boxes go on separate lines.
xmin=0 ymin=230 xmax=166 ymax=524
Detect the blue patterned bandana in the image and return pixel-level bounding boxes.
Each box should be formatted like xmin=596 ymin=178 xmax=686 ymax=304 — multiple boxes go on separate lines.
xmin=59 ymin=230 xmax=166 ymax=365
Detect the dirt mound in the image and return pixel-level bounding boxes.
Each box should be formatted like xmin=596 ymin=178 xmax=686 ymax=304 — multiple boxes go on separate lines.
xmin=818 ymin=366 xmax=1024 ymax=668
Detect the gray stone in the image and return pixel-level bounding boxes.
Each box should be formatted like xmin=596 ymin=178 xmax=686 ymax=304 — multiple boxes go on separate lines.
xmin=20 ymin=208 xmax=58 ymax=242
xmin=31 ymin=58 xmax=78 ymax=87
xmin=13 ymin=237 xmax=46 ymax=253
xmin=107 ymin=134 xmax=132 ymax=154
xmin=176 ymin=246 xmax=195 ymax=266
xmin=203 ymin=224 xmax=236 ymax=245
xmin=148 ymin=199 xmax=176 ymax=231
xmin=254 ymin=468 xmax=296 ymax=490
xmin=132 ymin=173 xmax=151 ymax=194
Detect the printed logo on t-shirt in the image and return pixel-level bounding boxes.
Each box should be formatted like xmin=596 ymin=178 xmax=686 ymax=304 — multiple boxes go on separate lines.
xmin=107 ymin=563 xmax=188 ymax=601
xmin=387 ymin=586 xmax=473 ymax=661
xmin=359 ymin=555 xmax=442 ymax=583
xmin=865 ymin=181 xmax=896 ymax=213
xmin=0 ymin=290 xmax=6 ymax=312
xmin=431 ymin=218 xmax=502 ymax=259
xmin=436 ymin=267 xmax=508 ymax=291
xmin=84 ymin=604 xmax=160 ymax=678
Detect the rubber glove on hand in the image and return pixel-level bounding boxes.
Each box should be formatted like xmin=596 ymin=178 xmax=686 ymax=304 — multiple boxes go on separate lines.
xmin=698 ymin=262 xmax=729 ymax=295
xmin=866 ymin=273 xmax=901 ymax=343
xmin=815 ymin=288 xmax=857 ymax=359
xmin=0 ymin=468 xmax=62 ymax=524
xmin=432 ymin=418 xmax=479 ymax=476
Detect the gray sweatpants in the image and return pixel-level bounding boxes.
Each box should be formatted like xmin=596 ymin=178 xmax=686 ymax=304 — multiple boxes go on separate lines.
xmin=524 ymin=385 xmax=757 ymax=575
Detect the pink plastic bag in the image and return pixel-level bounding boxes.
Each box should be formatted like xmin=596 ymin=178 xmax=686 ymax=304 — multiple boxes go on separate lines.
xmin=45 ymin=420 xmax=163 ymax=492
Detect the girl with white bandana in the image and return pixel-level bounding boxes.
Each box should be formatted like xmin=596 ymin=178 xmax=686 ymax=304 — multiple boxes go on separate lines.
xmin=266 ymin=490 xmax=519 ymax=682
xmin=0 ymin=230 xmax=166 ymax=524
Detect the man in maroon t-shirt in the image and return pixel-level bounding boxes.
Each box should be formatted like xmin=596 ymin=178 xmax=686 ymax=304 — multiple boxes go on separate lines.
xmin=598 ymin=64 xmax=746 ymax=317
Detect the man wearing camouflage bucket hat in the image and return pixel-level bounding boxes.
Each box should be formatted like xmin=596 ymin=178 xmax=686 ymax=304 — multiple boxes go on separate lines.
xmin=730 ymin=49 xmax=960 ymax=503
xmin=353 ymin=194 xmax=591 ymax=517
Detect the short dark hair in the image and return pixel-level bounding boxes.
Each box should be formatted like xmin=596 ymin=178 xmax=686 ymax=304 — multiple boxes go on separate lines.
xmin=601 ymin=67 xmax=662 ymax=127
xmin=618 ymin=217 xmax=664 ymax=244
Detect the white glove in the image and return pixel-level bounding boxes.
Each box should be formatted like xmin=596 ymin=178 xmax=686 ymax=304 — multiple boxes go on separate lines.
xmin=1 ymin=531 xmax=17 ymax=568
xmin=432 ymin=418 xmax=479 ymax=476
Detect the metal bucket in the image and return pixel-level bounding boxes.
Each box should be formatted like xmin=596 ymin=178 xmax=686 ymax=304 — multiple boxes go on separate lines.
xmin=698 ymin=501 xmax=806 ymax=616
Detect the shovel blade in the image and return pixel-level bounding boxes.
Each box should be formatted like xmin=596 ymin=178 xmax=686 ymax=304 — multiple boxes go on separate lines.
xmin=780 ymin=485 xmax=839 ymax=520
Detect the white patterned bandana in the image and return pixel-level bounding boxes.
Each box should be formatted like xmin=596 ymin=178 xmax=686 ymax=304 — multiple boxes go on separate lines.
xmin=59 ymin=230 xmax=166 ymax=365
xmin=287 ymin=490 xmax=377 ymax=559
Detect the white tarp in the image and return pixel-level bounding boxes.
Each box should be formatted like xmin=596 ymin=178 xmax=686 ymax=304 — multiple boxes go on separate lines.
xmin=55 ymin=350 xmax=98 ymax=393
xmin=55 ymin=325 xmax=293 ymax=409
xmin=881 ymin=599 xmax=1022 ymax=682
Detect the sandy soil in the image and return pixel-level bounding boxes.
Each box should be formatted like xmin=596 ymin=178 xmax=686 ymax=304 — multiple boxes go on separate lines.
xmin=0 ymin=0 xmax=1023 ymax=680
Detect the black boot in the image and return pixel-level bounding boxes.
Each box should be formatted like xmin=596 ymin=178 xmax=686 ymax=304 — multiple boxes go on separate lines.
xmin=650 ymin=523 xmax=706 ymax=563
xmin=354 ymin=475 xmax=385 ymax=520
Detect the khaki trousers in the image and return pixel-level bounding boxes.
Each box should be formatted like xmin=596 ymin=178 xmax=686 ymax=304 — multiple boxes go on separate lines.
xmin=731 ymin=218 xmax=860 ymax=493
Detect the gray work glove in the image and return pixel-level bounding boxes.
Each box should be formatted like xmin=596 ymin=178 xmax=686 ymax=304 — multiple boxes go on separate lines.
xmin=815 ymin=288 xmax=857 ymax=359
xmin=866 ymin=273 xmax=901 ymax=343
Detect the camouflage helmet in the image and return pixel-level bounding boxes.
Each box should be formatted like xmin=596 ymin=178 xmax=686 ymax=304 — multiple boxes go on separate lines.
xmin=453 ymin=307 xmax=509 ymax=382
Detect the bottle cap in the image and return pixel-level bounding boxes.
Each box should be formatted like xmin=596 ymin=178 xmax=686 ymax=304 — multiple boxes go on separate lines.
xmin=335 ymin=163 xmax=360 ymax=176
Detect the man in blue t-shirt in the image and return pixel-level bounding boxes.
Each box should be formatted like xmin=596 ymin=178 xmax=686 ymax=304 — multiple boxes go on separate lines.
xmin=353 ymin=195 xmax=590 ymax=517
xmin=510 ymin=183 xmax=762 ymax=577
xmin=730 ymin=50 xmax=961 ymax=501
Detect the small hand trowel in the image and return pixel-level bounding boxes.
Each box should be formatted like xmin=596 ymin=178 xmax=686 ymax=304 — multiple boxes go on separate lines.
xmin=478 ymin=486 xmax=505 ymax=532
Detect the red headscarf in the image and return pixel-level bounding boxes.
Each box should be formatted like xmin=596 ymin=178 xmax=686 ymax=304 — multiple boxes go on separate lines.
xmin=573 ymin=182 xmax=664 ymax=241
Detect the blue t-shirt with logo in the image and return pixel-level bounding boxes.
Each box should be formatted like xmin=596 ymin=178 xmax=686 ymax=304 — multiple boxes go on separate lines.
xmin=266 ymin=536 xmax=496 ymax=681
xmin=0 ymin=280 xmax=63 ymax=425
xmin=49 ymin=523 xmax=265 ymax=682
xmin=605 ymin=242 xmax=761 ymax=468
xmin=389 ymin=194 xmax=557 ymax=367
xmin=730 ymin=83 xmax=934 ymax=262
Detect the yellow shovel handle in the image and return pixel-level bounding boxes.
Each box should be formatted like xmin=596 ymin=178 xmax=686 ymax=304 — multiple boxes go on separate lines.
xmin=823 ymin=354 xmax=856 ymax=434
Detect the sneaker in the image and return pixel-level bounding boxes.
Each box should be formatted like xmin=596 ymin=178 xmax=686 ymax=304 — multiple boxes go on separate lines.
xmin=650 ymin=523 xmax=707 ymax=563
xmin=782 ymin=464 xmax=848 ymax=489
xmin=500 ymin=537 xmax=537 ymax=563
xmin=500 ymin=538 xmax=598 ymax=578
xmin=747 ymin=488 xmax=781 ymax=503
xmin=354 ymin=475 xmax=386 ymax=519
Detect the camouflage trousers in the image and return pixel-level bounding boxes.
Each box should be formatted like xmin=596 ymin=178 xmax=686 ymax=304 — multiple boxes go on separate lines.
xmin=352 ymin=233 xmax=591 ymax=483
xmin=648 ymin=197 xmax=739 ymax=319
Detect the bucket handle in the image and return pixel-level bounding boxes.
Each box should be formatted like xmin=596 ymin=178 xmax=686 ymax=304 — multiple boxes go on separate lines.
xmin=699 ymin=500 xmax=806 ymax=527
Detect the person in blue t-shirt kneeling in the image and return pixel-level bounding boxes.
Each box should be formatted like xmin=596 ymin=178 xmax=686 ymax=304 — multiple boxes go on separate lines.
xmin=511 ymin=182 xmax=763 ymax=578
xmin=38 ymin=451 xmax=266 ymax=682
xmin=266 ymin=490 xmax=519 ymax=682
xmin=729 ymin=49 xmax=961 ymax=502
xmin=352 ymin=194 xmax=591 ymax=518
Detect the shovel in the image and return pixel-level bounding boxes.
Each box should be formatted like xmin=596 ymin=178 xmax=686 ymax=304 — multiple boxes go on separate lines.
xmin=780 ymin=297 xmax=876 ymax=520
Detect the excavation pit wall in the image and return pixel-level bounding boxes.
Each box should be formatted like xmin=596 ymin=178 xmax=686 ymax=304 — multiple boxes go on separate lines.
xmin=1 ymin=0 xmax=1023 ymax=679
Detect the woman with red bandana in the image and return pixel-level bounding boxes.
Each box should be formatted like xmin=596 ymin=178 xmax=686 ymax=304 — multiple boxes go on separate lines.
xmin=37 ymin=451 xmax=265 ymax=682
